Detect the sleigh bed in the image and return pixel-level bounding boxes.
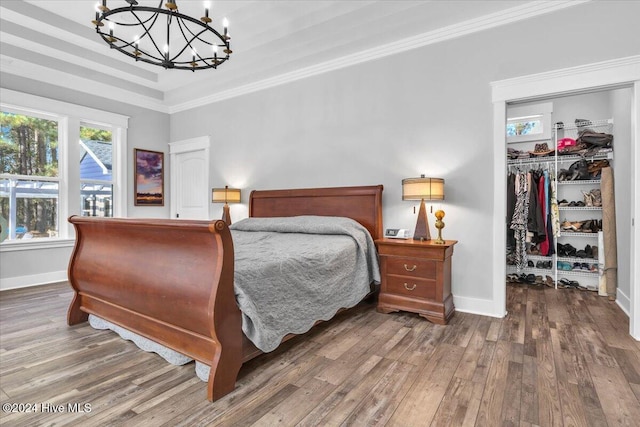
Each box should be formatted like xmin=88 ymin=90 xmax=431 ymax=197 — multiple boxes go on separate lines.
xmin=67 ymin=185 xmax=383 ymax=402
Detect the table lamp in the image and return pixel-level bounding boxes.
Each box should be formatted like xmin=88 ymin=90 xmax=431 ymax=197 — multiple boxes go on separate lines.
xmin=211 ymin=185 xmax=241 ymax=225
xmin=402 ymin=175 xmax=445 ymax=241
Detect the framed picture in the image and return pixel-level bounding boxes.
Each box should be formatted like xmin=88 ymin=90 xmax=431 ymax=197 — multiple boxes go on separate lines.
xmin=134 ymin=149 xmax=164 ymax=206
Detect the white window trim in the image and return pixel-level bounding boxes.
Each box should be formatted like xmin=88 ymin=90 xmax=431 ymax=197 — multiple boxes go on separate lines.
xmin=0 ymin=88 xmax=129 ymax=249
xmin=506 ymin=102 xmax=553 ymax=143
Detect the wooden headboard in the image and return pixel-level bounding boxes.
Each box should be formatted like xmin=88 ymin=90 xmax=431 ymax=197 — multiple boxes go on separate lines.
xmin=249 ymin=185 xmax=383 ymax=240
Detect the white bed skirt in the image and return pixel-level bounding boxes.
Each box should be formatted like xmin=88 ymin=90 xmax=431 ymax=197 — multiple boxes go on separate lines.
xmin=89 ymin=314 xmax=210 ymax=381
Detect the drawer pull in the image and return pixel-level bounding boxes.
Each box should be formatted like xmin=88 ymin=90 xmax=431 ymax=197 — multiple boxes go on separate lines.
xmin=404 ymin=283 xmax=417 ymax=291
xmin=404 ymin=264 xmax=417 ymax=272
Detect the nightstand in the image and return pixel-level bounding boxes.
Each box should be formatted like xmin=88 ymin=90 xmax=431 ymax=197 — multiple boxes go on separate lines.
xmin=375 ymin=238 xmax=457 ymax=325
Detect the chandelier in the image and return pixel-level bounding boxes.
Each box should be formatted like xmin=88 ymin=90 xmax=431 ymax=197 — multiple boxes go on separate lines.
xmin=92 ymin=0 xmax=232 ymax=71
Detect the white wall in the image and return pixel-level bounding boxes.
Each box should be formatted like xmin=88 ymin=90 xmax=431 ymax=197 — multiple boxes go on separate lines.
xmin=0 ymin=75 xmax=170 ymax=290
xmin=170 ymin=1 xmax=640 ymax=312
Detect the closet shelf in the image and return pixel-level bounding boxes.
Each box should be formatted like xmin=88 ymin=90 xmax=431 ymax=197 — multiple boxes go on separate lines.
xmin=558 ymin=206 xmax=602 ymax=211
xmin=557 ymin=179 xmax=601 ymax=185
xmin=557 ymin=270 xmax=598 ymax=277
xmin=506 ymin=266 xmax=552 ymax=273
xmin=558 ymin=231 xmax=599 ymax=238
xmin=557 ymin=256 xmax=598 ymax=263
xmin=507 ymin=150 xmax=612 ymax=166
xmin=555 ymin=118 xmax=613 ymax=131
xmin=525 ymin=255 xmax=554 ymax=261
xmin=556 ymin=151 xmax=613 ymax=162
xmin=507 ymin=156 xmax=554 ymax=166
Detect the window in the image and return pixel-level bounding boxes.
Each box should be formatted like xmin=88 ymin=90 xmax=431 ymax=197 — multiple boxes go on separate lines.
xmin=506 ymin=115 xmax=543 ymax=137
xmin=0 ymin=112 xmax=60 ymax=240
xmin=0 ymin=89 xmax=128 ymax=247
xmin=80 ymin=126 xmax=113 ymax=218
xmin=506 ymin=102 xmax=553 ymax=144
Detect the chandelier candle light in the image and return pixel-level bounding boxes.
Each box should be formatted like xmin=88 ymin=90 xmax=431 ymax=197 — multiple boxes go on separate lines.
xmin=92 ymin=0 xmax=232 ymax=71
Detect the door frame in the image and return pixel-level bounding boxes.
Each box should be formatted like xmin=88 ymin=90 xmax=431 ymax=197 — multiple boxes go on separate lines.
xmin=169 ymin=135 xmax=210 ymax=220
xmin=491 ymin=55 xmax=640 ymax=339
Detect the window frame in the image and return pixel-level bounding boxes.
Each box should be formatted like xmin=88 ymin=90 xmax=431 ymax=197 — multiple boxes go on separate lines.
xmin=0 ymin=89 xmax=128 ymax=251
xmin=506 ymin=102 xmax=553 ymax=144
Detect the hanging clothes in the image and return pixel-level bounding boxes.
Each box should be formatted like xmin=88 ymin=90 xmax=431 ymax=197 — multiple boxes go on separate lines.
xmin=507 ymin=172 xmax=516 ymax=249
xmin=538 ymin=172 xmax=549 ymax=255
xmin=510 ymin=171 xmax=529 ymax=270
xmin=544 ymin=169 xmax=555 ymax=256
xmin=550 ymin=173 xmax=560 ymax=239
xmin=527 ymin=170 xmax=546 ymax=243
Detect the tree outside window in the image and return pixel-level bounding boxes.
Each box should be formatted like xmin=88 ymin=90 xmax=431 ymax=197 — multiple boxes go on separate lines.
xmin=0 ymin=112 xmax=59 ymax=240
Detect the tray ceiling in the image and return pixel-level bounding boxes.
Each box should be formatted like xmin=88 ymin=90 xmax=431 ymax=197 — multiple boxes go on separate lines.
xmin=0 ymin=1 xmax=582 ymax=113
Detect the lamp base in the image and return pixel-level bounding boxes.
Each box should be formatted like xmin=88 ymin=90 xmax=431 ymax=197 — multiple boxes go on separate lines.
xmin=412 ymin=199 xmax=431 ymax=241
xmin=221 ymin=204 xmax=232 ymax=225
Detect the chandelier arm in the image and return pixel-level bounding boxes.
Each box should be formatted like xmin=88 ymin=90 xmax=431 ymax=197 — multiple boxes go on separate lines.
xmin=177 ymin=15 xmax=225 ymax=48
xmin=174 ymin=20 xmax=213 ymax=60
xmin=100 ymin=6 xmax=164 ymax=57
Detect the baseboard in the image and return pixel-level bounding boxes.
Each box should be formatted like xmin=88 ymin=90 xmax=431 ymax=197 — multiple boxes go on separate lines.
xmin=616 ymin=288 xmax=631 ymax=317
xmin=0 ymin=271 xmax=68 ymax=291
xmin=454 ymin=295 xmax=506 ymax=318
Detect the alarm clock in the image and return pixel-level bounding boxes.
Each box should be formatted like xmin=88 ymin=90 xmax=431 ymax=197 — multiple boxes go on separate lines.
xmin=385 ymin=228 xmax=410 ymax=239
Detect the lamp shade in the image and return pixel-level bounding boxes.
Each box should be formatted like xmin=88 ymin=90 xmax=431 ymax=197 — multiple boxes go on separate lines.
xmin=211 ymin=187 xmax=241 ymax=203
xmin=402 ymin=176 xmax=444 ymax=201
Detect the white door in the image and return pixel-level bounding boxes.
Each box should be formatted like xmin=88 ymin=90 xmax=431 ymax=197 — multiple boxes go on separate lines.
xmin=169 ymin=136 xmax=210 ymax=220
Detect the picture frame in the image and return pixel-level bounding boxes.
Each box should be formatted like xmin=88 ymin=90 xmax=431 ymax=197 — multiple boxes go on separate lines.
xmin=134 ymin=148 xmax=164 ymax=206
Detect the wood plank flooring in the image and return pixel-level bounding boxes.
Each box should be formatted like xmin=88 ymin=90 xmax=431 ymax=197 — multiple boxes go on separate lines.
xmin=1 ymin=282 xmax=639 ymax=426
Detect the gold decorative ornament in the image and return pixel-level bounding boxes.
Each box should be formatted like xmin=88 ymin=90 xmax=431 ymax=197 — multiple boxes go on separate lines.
xmin=434 ymin=209 xmax=445 ymax=244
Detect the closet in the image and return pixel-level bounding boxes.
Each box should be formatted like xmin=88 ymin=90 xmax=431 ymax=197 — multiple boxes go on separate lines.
xmin=504 ymin=89 xmax=628 ymax=296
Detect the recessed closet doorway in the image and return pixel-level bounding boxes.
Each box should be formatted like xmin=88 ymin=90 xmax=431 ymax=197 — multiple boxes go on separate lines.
xmin=506 ymin=89 xmax=631 ymax=292
xmin=491 ymin=56 xmax=640 ymax=339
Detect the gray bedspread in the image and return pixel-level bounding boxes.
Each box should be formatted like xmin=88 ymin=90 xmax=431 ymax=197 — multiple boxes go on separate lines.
xmin=229 ymin=215 xmax=380 ymax=352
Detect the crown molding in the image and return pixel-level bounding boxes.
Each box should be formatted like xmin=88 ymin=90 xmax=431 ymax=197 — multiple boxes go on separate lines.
xmin=491 ymin=55 xmax=640 ymax=102
xmin=168 ymin=0 xmax=590 ymax=113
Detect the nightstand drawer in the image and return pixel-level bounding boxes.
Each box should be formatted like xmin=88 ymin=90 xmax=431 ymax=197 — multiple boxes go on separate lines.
xmin=386 ymin=275 xmax=436 ymax=299
xmin=386 ymin=258 xmax=436 ymax=278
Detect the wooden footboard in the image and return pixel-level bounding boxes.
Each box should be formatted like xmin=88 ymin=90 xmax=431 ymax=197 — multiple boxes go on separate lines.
xmin=67 ymin=216 xmax=241 ymax=401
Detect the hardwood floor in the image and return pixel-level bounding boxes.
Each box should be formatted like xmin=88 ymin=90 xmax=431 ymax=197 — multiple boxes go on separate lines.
xmin=1 ymin=282 xmax=639 ymax=426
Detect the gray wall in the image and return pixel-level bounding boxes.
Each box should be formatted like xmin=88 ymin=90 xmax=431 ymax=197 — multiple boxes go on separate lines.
xmin=0 ymin=75 xmax=170 ymax=289
xmin=170 ymin=1 xmax=640 ymax=307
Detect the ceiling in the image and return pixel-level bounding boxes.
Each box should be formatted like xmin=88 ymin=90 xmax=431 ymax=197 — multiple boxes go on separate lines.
xmin=0 ymin=1 xmax=583 ymax=113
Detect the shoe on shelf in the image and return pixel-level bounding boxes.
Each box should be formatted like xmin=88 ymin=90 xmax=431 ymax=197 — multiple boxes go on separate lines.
xmin=557 ymin=244 xmax=566 ymax=257
xmin=585 ymin=244 xmax=593 ymax=258
xmin=557 ymin=261 xmax=572 ymax=271
xmin=564 ymin=244 xmax=577 ymax=257
xmin=561 ymin=220 xmax=574 ymax=231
